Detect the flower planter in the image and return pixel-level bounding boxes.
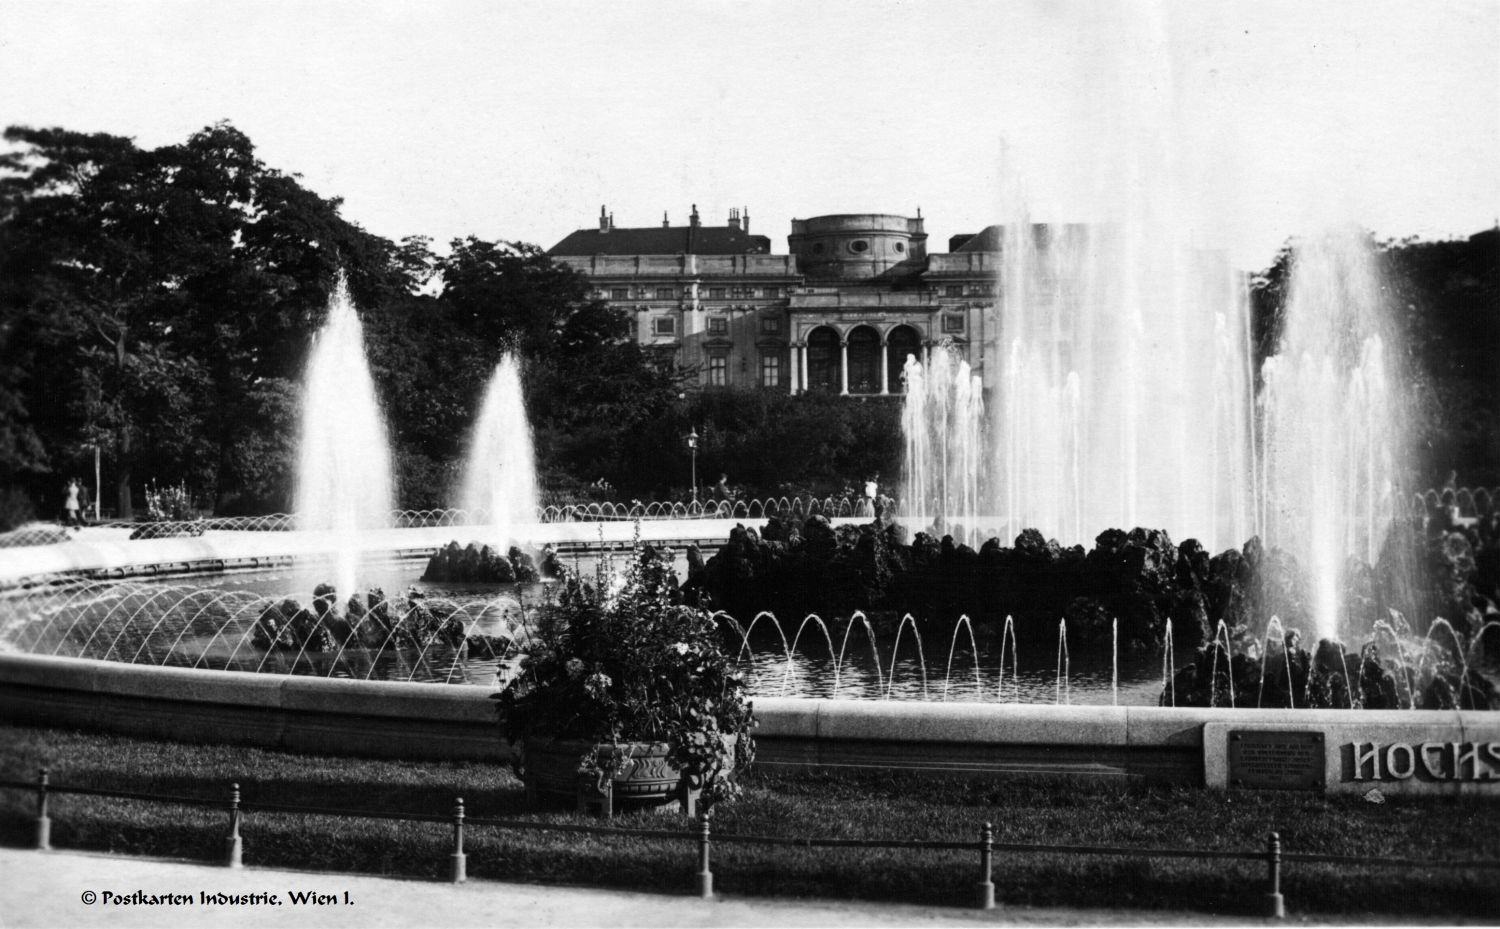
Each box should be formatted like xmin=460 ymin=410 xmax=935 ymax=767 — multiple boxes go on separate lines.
xmin=521 ymin=736 xmax=735 ymax=817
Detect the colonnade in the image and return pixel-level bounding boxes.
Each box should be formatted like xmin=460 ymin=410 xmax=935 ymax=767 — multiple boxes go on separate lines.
xmin=787 ymin=331 xmax=935 ymax=396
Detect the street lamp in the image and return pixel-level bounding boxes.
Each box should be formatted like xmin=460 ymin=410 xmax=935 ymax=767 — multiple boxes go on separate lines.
xmin=685 ymin=428 xmax=699 ymax=504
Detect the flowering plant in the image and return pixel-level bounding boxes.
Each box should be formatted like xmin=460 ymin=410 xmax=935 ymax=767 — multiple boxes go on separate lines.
xmin=494 ymin=532 xmax=755 ymax=809
xmin=145 ymin=481 xmax=197 ymax=522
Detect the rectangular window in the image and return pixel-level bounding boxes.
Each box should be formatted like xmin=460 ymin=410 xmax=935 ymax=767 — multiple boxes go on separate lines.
xmin=656 ymin=287 xmax=675 ymax=300
xmin=708 ymin=317 xmax=728 ymax=336
xmin=945 ymin=285 xmax=963 ymax=297
xmin=943 ymin=314 xmax=965 ymax=333
xmin=760 ymin=354 xmax=781 ymax=388
xmin=760 ymin=315 xmax=781 ymax=334
xmin=709 ymin=287 xmax=726 ymax=299
xmin=763 ymin=287 xmax=780 ymax=298
xmin=653 ymin=316 xmax=677 ymax=336
xmin=610 ymin=288 xmax=629 ymax=300
xmin=708 ymin=355 xmax=727 ymax=387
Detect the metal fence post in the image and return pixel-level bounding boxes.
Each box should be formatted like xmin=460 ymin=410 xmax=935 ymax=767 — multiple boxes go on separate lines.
xmin=34 ymin=767 xmax=50 ymax=851
xmin=1263 ymin=831 xmax=1284 ymax=918
xmin=695 ymin=811 xmax=713 ymax=899
xmin=225 ymin=783 xmax=243 ymax=869
xmin=450 ymin=797 xmax=467 ymax=884
xmin=975 ymin=821 xmax=996 ymax=909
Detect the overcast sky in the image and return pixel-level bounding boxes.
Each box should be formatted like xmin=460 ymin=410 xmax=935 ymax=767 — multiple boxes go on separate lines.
xmin=2 ymin=0 xmax=1495 ymax=270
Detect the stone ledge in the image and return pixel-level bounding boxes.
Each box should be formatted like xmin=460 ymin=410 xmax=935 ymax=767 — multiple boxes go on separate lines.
xmin=94 ymin=661 xmax=284 ymax=707
xmin=2 ymin=654 xmax=1497 ymax=795
xmin=279 ymin=675 xmax=495 ymax=723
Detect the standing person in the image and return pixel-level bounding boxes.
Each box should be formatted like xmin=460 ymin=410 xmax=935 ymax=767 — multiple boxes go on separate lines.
xmin=714 ymin=473 xmax=730 ymax=501
xmin=863 ymin=474 xmax=878 ymax=517
xmin=77 ymin=481 xmax=92 ymax=526
xmin=62 ymin=478 xmax=81 ymax=528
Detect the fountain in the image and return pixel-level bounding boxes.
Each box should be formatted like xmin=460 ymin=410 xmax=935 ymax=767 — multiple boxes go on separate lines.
xmin=294 ymin=275 xmax=394 ymax=598
xmin=898 ymin=225 xmax=1414 ymax=647
xmin=1260 ymin=226 xmax=1413 ymax=642
xmin=981 ymin=218 xmax=1257 ymax=554
xmin=900 ymin=351 xmax=985 ymax=540
xmin=897 ymin=213 xmax=1260 ymax=554
xmin=1 ymin=18 xmax=1494 ymax=801
xmin=0 ymin=183 xmax=1427 ymax=718
xmin=458 ymin=353 xmax=539 ymax=552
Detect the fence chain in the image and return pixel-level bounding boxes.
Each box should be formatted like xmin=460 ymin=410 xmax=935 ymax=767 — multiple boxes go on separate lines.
xmin=10 ymin=774 xmax=1500 ymax=915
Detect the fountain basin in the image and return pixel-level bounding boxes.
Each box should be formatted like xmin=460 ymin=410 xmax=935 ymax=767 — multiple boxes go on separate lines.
xmin=0 ymin=519 xmax=873 ymax=586
xmin=3 ymin=652 xmax=1494 ymax=797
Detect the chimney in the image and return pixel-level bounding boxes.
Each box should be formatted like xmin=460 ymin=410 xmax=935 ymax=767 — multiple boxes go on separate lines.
xmin=727 ymin=207 xmax=741 ymax=231
xmin=662 ymin=211 xmax=670 ymax=228
xmin=690 ymin=204 xmax=700 ymax=228
xmin=743 ymin=206 xmax=749 ymax=234
xmin=609 ymin=212 xmax=614 ymax=230
xmin=599 ymin=205 xmax=609 ymax=233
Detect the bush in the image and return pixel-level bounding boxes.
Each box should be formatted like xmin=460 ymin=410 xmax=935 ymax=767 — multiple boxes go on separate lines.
xmin=495 ymin=529 xmax=755 ymax=809
xmin=0 ymin=486 xmax=36 ymax=533
xmin=587 ymin=389 xmax=903 ymax=500
xmin=144 ymin=481 xmax=196 ymax=521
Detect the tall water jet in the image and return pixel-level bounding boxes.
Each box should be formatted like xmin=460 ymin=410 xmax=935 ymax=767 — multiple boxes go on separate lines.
xmin=917 ymin=212 xmax=1256 ymax=552
xmin=900 ymin=349 xmax=984 ymax=541
xmin=896 ymin=9 xmax=1256 ymax=553
xmin=1261 ymin=227 xmax=1411 ymax=642
xmin=983 ymin=169 xmax=1255 ymax=551
xmin=295 ymin=275 xmax=395 ymax=598
xmin=459 ymin=353 xmax=539 ymax=551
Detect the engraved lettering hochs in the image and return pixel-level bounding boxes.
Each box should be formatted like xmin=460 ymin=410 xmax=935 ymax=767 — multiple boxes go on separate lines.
xmin=1348 ymin=741 xmax=1500 ymax=781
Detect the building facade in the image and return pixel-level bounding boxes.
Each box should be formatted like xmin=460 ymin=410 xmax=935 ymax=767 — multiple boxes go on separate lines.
xmin=547 ymin=205 xmax=1000 ymax=394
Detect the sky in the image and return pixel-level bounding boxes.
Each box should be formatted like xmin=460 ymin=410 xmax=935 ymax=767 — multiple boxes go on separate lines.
xmin=1 ymin=0 xmax=1496 ymax=271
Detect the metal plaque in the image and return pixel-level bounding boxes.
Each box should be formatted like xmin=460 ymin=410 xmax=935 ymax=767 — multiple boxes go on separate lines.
xmin=1228 ymin=730 xmax=1325 ymax=790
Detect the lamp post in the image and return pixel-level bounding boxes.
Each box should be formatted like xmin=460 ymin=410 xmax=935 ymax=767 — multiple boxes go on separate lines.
xmin=685 ymin=428 xmax=699 ymax=504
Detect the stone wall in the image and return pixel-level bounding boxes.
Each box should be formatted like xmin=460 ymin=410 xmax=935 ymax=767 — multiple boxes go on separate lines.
xmin=3 ymin=652 xmax=1495 ymax=796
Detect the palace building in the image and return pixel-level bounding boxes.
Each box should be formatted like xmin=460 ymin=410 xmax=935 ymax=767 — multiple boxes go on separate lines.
xmin=547 ymin=205 xmax=1000 ymax=394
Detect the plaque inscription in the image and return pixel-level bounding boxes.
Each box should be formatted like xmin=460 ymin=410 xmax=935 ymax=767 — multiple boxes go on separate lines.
xmin=1228 ymin=730 xmax=1325 ymax=790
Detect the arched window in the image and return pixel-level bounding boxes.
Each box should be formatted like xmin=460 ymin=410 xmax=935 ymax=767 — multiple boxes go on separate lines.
xmin=886 ymin=325 xmax=921 ymax=392
xmin=847 ymin=326 xmax=881 ymax=394
xmin=806 ymin=327 xmax=841 ymax=393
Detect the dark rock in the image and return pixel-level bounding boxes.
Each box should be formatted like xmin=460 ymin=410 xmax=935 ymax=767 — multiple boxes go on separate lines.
xmin=253 ymin=599 xmax=298 ymax=650
xmin=507 ymin=546 xmax=537 ymax=582
xmin=465 ymin=633 xmax=514 ymax=660
xmin=1063 ymin=597 xmax=1112 ymax=648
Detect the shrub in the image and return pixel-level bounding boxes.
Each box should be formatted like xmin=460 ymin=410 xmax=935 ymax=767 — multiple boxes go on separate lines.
xmin=494 ymin=528 xmax=755 ymax=809
xmin=0 ymin=487 xmax=36 ymax=533
xmin=144 ymin=481 xmax=196 ymax=522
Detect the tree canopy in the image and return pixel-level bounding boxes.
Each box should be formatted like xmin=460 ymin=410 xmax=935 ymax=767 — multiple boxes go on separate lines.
xmin=0 ymin=121 xmax=690 ymax=519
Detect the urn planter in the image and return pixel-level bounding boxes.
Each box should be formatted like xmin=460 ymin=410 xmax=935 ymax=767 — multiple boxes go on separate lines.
xmin=521 ymin=736 xmax=735 ymax=817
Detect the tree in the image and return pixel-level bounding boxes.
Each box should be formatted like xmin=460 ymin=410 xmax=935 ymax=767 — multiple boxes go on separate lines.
xmin=420 ymin=238 xmax=690 ymax=503
xmin=0 ymin=122 xmax=426 ymax=515
xmin=0 ymin=126 xmax=235 ymax=514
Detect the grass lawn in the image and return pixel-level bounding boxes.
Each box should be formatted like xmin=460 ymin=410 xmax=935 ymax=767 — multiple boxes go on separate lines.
xmin=1 ymin=721 xmax=1497 ymax=918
